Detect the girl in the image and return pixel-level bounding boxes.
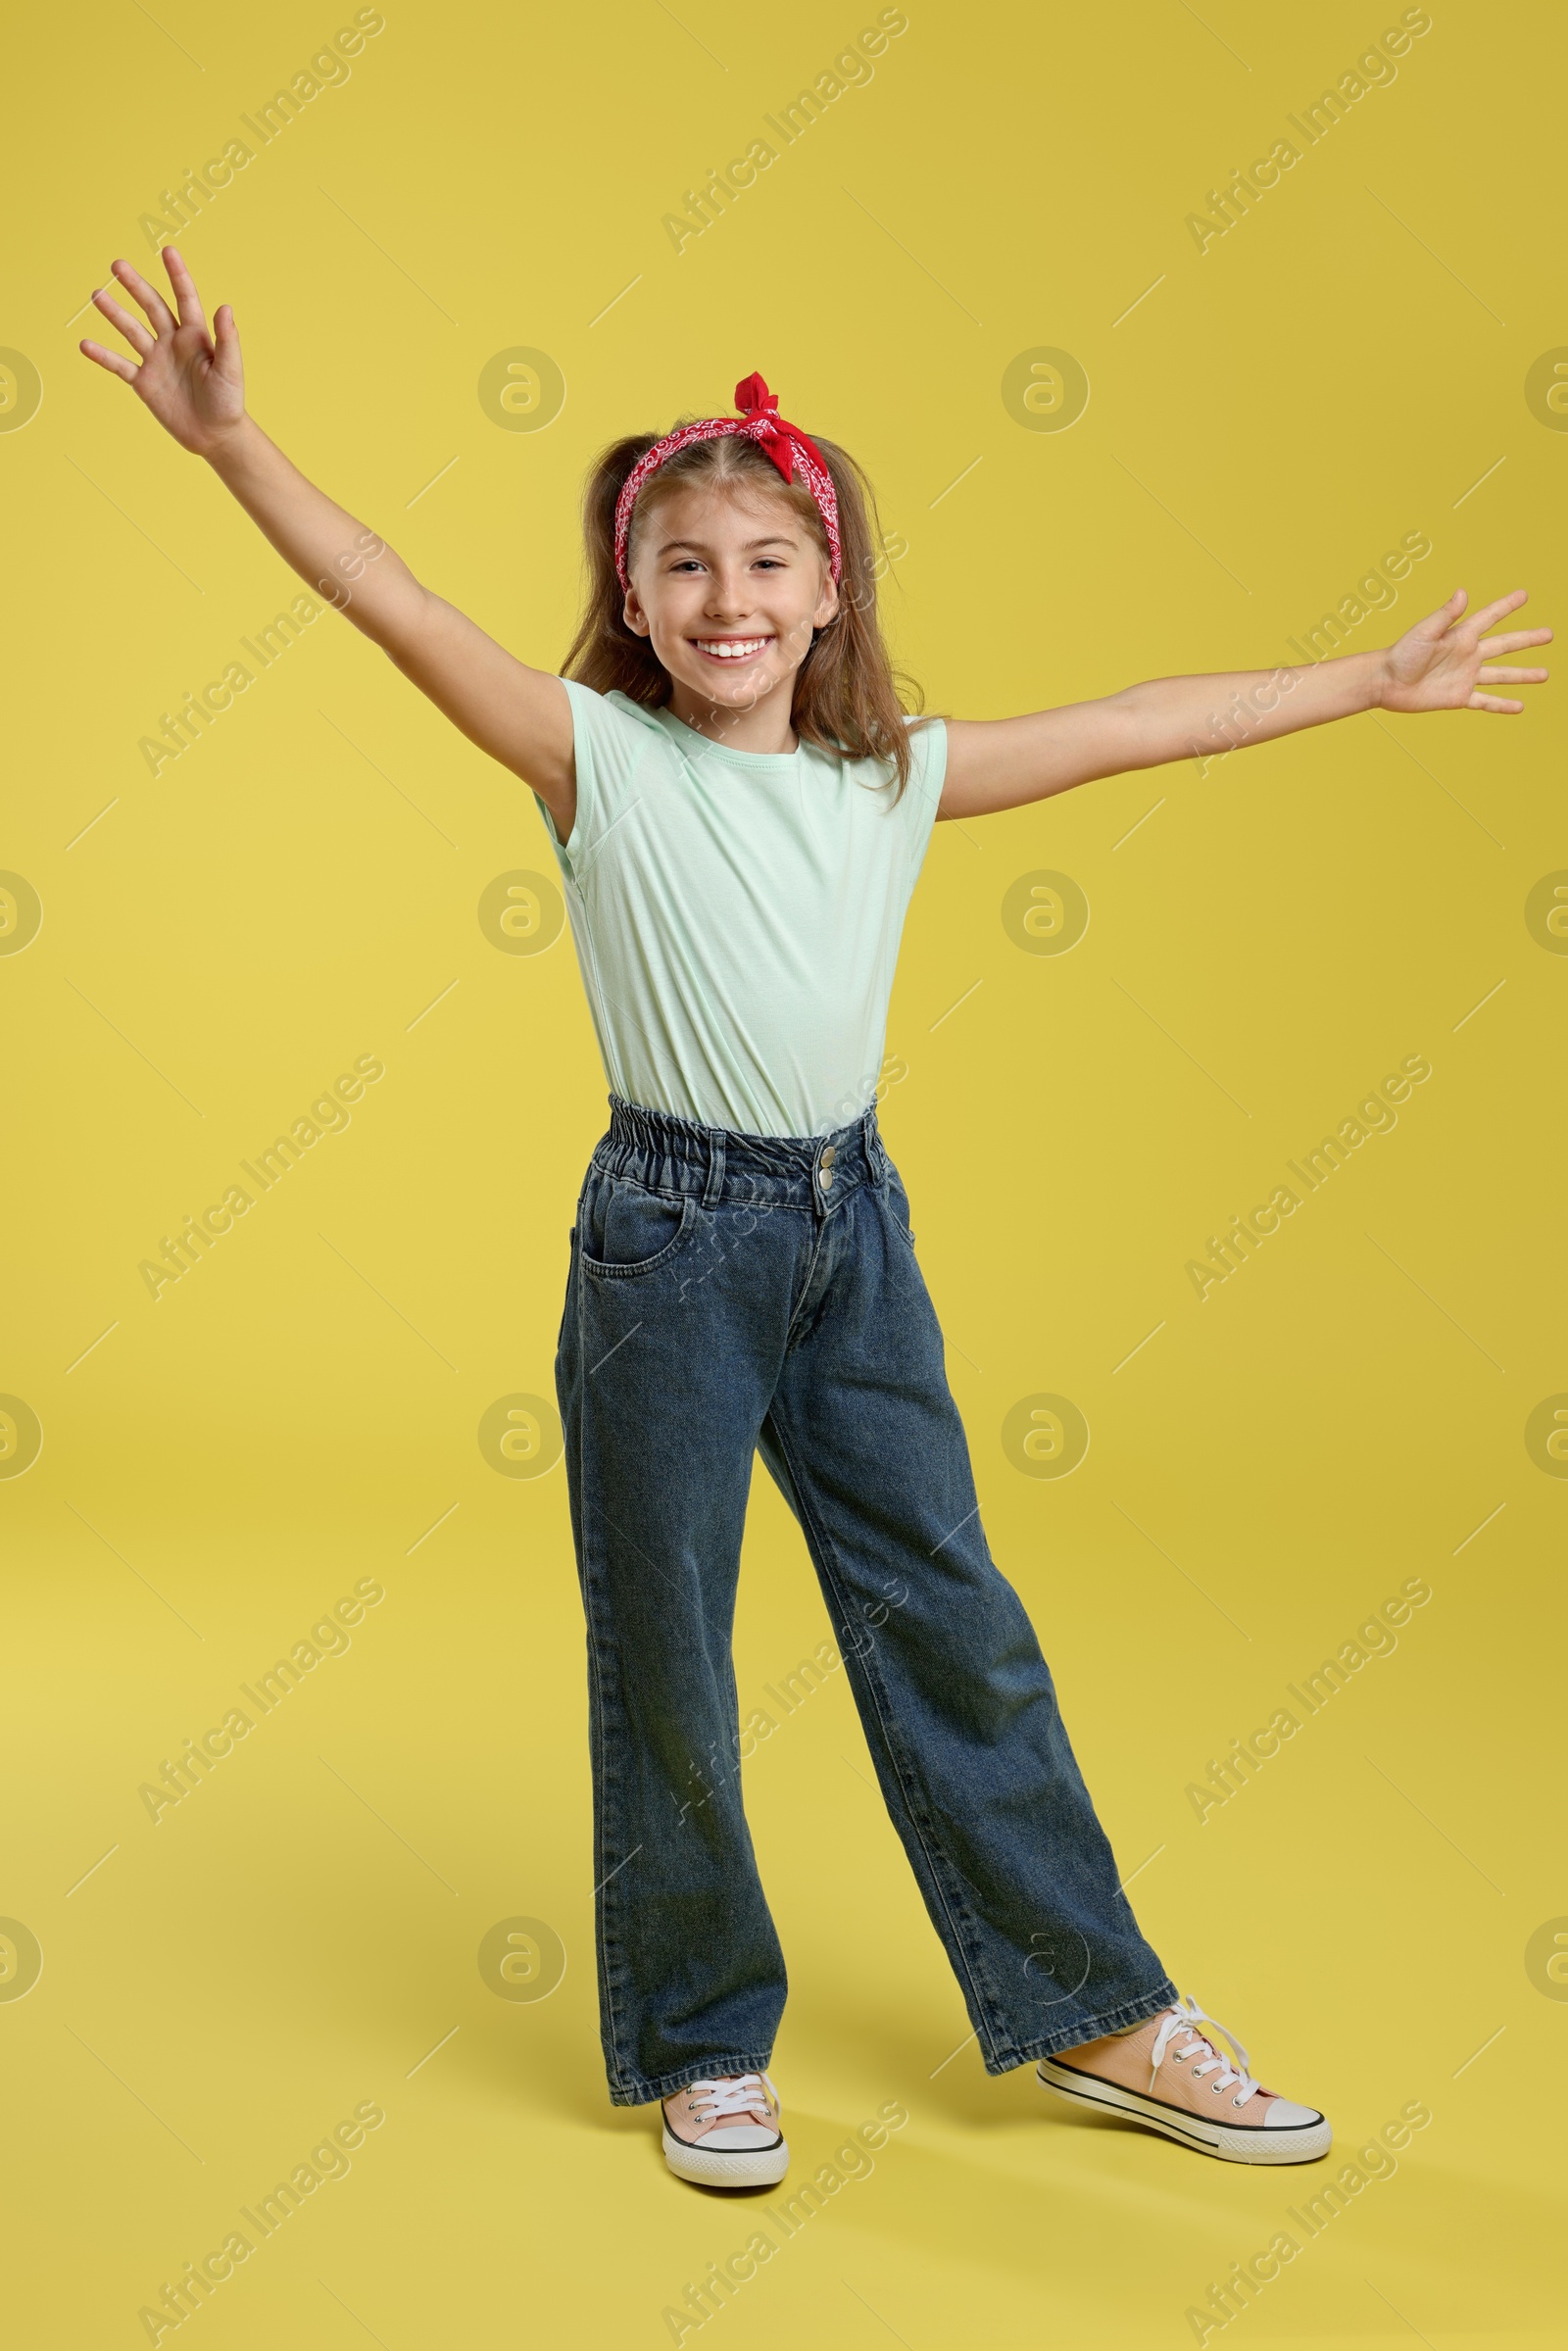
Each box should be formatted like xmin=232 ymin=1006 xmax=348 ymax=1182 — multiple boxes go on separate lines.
xmin=82 ymin=248 xmax=1547 ymax=2189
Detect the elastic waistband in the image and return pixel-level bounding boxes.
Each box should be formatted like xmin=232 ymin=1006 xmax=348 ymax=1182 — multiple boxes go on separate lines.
xmin=594 ymin=1094 xmax=890 ymax=1213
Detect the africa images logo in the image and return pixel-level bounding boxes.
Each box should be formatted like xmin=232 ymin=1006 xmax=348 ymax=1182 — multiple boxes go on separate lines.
xmin=1185 ymin=1054 xmax=1431 ymax=1299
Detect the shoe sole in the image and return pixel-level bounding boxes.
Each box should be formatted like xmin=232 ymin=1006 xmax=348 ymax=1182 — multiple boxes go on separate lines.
xmin=1036 ymin=2057 xmax=1331 ymax=2166
xmin=662 ymin=2127 xmax=790 ymax=2188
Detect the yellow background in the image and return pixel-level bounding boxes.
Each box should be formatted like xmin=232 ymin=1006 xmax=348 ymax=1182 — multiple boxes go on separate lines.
xmin=3 ymin=0 xmax=1564 ymax=2343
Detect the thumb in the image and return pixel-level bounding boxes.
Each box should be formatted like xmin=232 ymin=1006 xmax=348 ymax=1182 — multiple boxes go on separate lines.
xmin=1414 ymin=587 xmax=1465 ymax=638
xmin=213 ymin=304 xmax=242 ymax=373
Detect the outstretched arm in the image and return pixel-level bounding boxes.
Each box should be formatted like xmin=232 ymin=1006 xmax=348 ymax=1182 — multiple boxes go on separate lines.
xmin=79 ymin=246 xmax=576 ymax=838
xmin=938 ymin=590 xmax=1550 ymax=821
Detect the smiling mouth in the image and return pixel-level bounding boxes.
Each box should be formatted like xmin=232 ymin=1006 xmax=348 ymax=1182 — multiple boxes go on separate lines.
xmin=692 ymin=636 xmax=774 ymax=662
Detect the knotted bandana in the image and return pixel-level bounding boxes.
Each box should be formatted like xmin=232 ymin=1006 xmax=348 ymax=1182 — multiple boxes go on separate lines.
xmin=612 ymin=372 xmax=843 ymax=590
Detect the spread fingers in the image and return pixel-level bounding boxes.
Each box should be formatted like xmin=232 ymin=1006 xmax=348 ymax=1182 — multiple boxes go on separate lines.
xmin=109 ymin=257 xmax=176 ymax=335
xmin=79 ymin=340 xmax=140 ymax=383
xmin=91 ymin=288 xmax=155 ymax=357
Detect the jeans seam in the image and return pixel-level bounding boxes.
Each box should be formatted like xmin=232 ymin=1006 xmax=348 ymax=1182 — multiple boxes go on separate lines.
xmin=574 ymin=1362 xmax=633 ymax=2093
xmin=762 ymin=1407 xmax=1010 ymax=2060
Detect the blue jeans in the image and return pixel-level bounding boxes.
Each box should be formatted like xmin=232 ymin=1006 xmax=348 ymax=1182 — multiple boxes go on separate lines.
xmin=556 ymin=1097 xmax=1177 ymax=2105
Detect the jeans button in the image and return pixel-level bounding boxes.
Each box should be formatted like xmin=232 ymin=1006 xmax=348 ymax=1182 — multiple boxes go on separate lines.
xmin=818 ymin=1166 xmax=834 ymax=1189
xmin=820 ymin=1145 xmax=837 ymax=1167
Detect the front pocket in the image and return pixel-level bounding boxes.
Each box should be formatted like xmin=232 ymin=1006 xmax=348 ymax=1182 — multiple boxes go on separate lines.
xmin=579 ymin=1174 xmax=696 ymax=1280
xmin=883 ymin=1170 xmax=921 ymax=1250
xmin=886 ymin=1174 xmax=918 ymax=1252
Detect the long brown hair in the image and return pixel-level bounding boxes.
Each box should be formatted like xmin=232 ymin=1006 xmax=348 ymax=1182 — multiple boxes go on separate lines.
xmin=562 ymin=421 xmax=925 ymax=793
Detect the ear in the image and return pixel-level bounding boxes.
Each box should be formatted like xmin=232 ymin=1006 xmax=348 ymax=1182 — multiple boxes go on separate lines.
xmin=622 ymin=590 xmax=650 ymax=637
xmin=812 ymin=570 xmax=841 ymax=630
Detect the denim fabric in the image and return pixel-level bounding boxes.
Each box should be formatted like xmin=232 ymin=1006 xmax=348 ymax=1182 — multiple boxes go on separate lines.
xmin=556 ymin=1096 xmax=1178 ymax=2106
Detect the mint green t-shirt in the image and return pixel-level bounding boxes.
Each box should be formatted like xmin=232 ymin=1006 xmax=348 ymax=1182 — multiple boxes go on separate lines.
xmin=536 ymin=682 xmax=946 ymax=1139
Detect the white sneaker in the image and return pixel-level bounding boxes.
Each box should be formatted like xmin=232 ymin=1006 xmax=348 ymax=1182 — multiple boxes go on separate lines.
xmin=662 ymin=2071 xmax=790 ymax=2187
xmin=1037 ymin=1995 xmax=1331 ymax=2165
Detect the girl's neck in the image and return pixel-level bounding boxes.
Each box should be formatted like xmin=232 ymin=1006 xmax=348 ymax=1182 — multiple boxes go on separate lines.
xmin=666 ymin=679 xmax=799 ymax=758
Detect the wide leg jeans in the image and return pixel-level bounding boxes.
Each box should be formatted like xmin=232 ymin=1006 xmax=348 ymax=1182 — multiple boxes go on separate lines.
xmin=556 ymin=1096 xmax=1176 ymax=2104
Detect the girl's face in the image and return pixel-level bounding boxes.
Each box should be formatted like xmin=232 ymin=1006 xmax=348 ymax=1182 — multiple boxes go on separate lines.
xmin=623 ymin=479 xmax=839 ymax=722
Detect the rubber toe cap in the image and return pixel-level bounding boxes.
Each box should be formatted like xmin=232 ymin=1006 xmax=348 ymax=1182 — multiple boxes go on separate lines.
xmin=1263 ymin=2096 xmax=1323 ymax=2129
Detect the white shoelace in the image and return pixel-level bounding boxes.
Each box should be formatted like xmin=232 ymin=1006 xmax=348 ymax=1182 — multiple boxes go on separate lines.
xmin=1150 ymin=1997 xmax=1259 ymax=2110
xmin=682 ymin=2072 xmax=776 ymax=2123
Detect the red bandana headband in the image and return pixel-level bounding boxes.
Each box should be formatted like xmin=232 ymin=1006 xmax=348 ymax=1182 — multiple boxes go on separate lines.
xmin=613 ymin=371 xmax=843 ymax=592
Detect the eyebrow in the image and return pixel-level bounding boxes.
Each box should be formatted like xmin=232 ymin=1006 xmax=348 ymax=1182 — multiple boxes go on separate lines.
xmin=654 ymin=533 xmax=798 ymax=557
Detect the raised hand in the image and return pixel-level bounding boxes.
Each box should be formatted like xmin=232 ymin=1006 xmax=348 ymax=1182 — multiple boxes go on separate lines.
xmin=79 ymin=245 xmax=244 ymax=457
xmin=1380 ymin=587 xmax=1551 ymax=715
xmin=73 ymin=233 xmax=575 ymax=820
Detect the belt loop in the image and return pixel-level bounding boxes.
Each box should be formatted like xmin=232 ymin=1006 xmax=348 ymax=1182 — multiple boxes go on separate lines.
xmin=703 ymin=1128 xmax=726 ymax=1206
xmin=863 ymin=1103 xmax=888 ymax=1184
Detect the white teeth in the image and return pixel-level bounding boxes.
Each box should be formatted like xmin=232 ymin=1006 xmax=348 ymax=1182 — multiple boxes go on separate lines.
xmin=697 ymin=638 xmax=769 ymax=659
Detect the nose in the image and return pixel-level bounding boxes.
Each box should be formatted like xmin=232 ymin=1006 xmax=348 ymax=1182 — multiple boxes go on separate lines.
xmin=702 ymin=566 xmax=756 ymax=620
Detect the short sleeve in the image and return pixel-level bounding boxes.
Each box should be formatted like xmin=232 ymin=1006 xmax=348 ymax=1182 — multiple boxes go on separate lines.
xmin=538 ymin=680 xmax=661 ymax=881
xmin=898 ymin=715 xmax=947 ymax=878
